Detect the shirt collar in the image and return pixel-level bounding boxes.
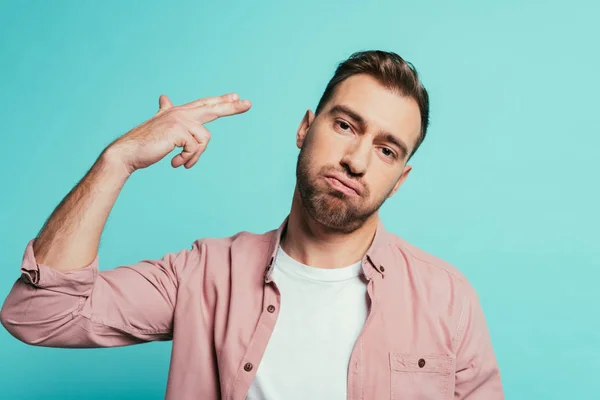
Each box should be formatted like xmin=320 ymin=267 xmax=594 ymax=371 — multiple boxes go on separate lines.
xmin=263 ymin=215 xmax=390 ymax=283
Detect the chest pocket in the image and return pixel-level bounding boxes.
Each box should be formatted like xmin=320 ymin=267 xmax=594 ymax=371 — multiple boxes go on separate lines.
xmin=389 ymin=353 xmax=455 ymax=400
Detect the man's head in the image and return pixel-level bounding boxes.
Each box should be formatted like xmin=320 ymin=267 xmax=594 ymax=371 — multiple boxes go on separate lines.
xmin=295 ymin=50 xmax=429 ymax=233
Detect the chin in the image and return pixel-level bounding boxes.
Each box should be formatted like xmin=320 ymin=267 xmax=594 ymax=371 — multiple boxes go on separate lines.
xmin=308 ymin=198 xmax=366 ymax=233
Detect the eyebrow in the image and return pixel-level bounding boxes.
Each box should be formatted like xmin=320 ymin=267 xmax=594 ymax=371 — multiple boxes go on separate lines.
xmin=328 ymin=104 xmax=409 ymax=159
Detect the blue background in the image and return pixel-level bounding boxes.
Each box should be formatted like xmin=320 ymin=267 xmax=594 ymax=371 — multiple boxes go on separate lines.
xmin=1 ymin=0 xmax=598 ymax=398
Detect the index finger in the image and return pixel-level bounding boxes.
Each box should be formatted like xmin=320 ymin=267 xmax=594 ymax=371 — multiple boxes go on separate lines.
xmin=190 ymin=99 xmax=252 ymax=124
xmin=180 ymin=93 xmax=239 ymax=109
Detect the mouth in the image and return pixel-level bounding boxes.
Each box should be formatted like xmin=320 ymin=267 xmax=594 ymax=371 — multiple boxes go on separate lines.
xmin=324 ymin=175 xmax=361 ymax=197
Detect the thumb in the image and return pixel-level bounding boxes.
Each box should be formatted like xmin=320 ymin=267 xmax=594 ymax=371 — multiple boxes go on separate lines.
xmin=158 ymin=94 xmax=174 ymax=112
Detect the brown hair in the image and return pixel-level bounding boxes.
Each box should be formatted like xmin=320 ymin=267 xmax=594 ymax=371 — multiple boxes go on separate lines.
xmin=315 ymin=50 xmax=429 ymax=160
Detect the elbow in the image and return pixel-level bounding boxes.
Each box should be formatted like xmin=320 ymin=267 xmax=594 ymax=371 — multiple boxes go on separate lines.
xmin=0 ymin=306 xmax=68 ymax=347
xmin=0 ymin=302 xmax=40 ymax=346
xmin=0 ymin=304 xmax=9 ymax=336
xmin=0 ymin=286 xmax=59 ymax=347
xmin=1 ymin=303 xmax=30 ymax=345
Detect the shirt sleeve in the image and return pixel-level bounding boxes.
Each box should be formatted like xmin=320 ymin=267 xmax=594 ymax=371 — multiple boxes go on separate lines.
xmin=454 ymin=289 xmax=504 ymax=399
xmin=0 ymin=239 xmax=202 ymax=348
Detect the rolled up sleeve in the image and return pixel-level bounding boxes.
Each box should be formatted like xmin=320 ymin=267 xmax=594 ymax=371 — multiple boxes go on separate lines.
xmin=0 ymin=239 xmax=200 ymax=348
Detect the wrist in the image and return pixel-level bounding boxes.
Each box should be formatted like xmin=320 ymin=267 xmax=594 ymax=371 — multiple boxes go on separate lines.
xmin=98 ymin=146 xmax=133 ymax=181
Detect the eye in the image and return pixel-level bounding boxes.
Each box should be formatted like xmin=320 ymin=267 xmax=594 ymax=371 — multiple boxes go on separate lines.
xmin=380 ymin=147 xmax=396 ymax=159
xmin=336 ymin=120 xmax=352 ymax=132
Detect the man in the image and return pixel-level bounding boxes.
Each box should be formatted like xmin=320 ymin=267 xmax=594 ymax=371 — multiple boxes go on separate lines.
xmin=1 ymin=50 xmax=503 ymax=399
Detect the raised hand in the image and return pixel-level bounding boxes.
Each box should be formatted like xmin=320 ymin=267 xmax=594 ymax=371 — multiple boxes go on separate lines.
xmin=106 ymin=93 xmax=251 ymax=174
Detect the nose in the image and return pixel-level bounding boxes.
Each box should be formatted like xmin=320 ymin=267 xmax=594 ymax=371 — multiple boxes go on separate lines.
xmin=340 ymin=138 xmax=371 ymax=176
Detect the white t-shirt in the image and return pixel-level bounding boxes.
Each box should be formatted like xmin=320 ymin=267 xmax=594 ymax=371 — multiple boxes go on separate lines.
xmin=246 ymin=245 xmax=369 ymax=400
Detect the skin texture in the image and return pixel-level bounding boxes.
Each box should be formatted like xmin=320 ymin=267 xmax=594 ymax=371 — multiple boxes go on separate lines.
xmin=32 ymin=93 xmax=251 ymax=272
xmin=281 ymin=73 xmax=422 ymax=269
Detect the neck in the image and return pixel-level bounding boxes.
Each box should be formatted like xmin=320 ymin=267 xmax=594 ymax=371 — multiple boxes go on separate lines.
xmin=280 ymin=187 xmax=379 ymax=269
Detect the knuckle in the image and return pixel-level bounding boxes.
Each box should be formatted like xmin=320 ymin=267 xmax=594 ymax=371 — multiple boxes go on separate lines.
xmin=203 ymin=110 xmax=216 ymax=120
xmin=170 ymin=108 xmax=186 ymax=119
xmin=197 ymin=134 xmax=210 ymax=145
xmin=188 ymin=138 xmax=201 ymax=150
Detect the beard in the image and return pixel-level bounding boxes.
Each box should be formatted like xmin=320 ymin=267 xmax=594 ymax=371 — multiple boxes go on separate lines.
xmin=296 ymin=144 xmax=391 ymax=234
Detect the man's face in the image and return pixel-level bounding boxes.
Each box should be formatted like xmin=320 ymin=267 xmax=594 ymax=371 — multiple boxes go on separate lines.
xmin=295 ymin=74 xmax=421 ymax=233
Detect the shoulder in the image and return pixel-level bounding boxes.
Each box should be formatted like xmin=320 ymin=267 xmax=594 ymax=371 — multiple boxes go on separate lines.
xmin=180 ymin=228 xmax=275 ymax=270
xmin=173 ymin=227 xmax=277 ymax=284
xmin=191 ymin=228 xmax=274 ymax=252
xmin=386 ymin=233 xmax=479 ymax=300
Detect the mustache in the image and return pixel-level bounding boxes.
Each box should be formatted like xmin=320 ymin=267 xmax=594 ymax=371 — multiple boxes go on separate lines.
xmin=320 ymin=166 xmax=367 ymax=195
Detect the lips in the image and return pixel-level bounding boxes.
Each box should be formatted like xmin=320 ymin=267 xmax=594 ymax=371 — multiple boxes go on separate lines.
xmin=324 ymin=173 xmax=362 ymax=196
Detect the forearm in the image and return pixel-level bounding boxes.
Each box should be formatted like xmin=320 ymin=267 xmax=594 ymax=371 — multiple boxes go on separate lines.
xmin=33 ymin=148 xmax=130 ymax=272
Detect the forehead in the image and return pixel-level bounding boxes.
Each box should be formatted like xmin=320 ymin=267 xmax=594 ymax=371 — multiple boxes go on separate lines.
xmin=327 ymin=74 xmax=422 ymax=147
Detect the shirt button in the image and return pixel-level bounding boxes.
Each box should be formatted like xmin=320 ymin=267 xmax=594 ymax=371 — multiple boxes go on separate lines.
xmin=418 ymin=358 xmax=426 ymax=368
xmin=244 ymin=362 xmax=253 ymax=372
xmin=267 ymin=305 xmax=276 ymax=313
xmin=380 ymin=266 xmax=385 ymax=272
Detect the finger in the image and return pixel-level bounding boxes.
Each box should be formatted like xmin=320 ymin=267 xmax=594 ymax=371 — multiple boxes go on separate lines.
xmin=191 ymin=99 xmax=252 ymax=124
xmin=180 ymin=92 xmax=239 ymax=109
xmin=184 ymin=146 xmax=206 ymax=169
xmin=170 ymin=132 xmax=199 ymax=168
xmin=187 ymin=123 xmax=211 ymax=145
xmin=184 ymin=125 xmax=212 ymax=169
xmin=157 ymin=94 xmax=175 ymax=115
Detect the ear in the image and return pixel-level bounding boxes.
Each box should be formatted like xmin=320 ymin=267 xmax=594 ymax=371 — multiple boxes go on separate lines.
xmin=296 ymin=110 xmax=315 ymax=149
xmin=387 ymin=164 xmax=412 ymax=199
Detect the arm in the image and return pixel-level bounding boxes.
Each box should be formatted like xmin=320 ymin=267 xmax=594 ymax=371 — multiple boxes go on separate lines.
xmin=33 ymin=92 xmax=250 ymax=273
xmin=0 ymin=93 xmax=251 ymax=347
xmin=454 ymin=290 xmax=504 ymax=399
xmin=0 ymin=238 xmax=202 ymax=347
xmin=32 ymin=150 xmax=129 ymax=273
xmin=0 ymin=152 xmax=165 ymax=347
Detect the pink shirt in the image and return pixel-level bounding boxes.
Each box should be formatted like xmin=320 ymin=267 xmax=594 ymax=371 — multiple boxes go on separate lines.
xmin=0 ymin=217 xmax=504 ymax=399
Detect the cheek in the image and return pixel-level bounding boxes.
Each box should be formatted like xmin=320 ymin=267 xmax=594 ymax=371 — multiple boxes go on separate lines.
xmin=308 ymin=130 xmax=344 ymax=163
xmin=327 ymin=129 xmax=354 ymax=155
xmin=366 ymin=171 xmax=398 ymax=196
